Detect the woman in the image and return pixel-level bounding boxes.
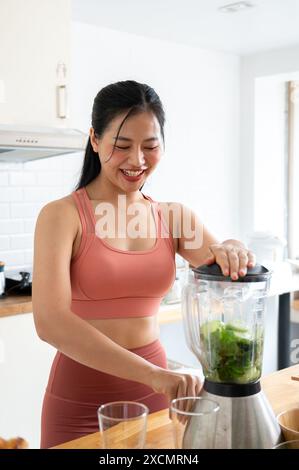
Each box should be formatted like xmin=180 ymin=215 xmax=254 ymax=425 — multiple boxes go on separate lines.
xmin=33 ymin=80 xmax=255 ymax=448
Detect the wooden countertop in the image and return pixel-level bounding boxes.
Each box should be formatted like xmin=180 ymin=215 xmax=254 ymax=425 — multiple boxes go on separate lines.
xmin=0 ymin=295 xmax=182 ymax=324
xmin=0 ymin=295 xmax=32 ymax=318
xmin=53 ymin=364 xmax=299 ymax=449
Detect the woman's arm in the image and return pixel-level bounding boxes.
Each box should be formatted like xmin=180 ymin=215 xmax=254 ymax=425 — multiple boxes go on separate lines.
xmin=32 ymin=199 xmax=154 ymax=386
xmin=172 ymin=203 xmax=255 ymax=280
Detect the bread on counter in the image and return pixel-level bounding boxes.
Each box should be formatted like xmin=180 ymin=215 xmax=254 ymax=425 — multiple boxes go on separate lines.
xmin=0 ymin=436 xmax=28 ymax=449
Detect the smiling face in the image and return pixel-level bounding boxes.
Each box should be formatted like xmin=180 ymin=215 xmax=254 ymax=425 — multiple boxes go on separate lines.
xmin=90 ymin=111 xmax=163 ymax=196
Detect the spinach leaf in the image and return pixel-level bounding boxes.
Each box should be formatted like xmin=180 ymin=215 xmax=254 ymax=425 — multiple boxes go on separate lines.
xmin=200 ymin=321 xmax=263 ymax=383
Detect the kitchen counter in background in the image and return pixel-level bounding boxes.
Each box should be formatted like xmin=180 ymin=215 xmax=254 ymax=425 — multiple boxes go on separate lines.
xmin=0 ymin=295 xmax=33 ymax=317
xmin=0 ymin=295 xmax=182 ymax=324
xmin=53 ymin=364 xmax=299 ymax=449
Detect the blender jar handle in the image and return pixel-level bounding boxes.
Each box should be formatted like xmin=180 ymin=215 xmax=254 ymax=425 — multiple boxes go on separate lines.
xmin=181 ymin=284 xmax=202 ymax=361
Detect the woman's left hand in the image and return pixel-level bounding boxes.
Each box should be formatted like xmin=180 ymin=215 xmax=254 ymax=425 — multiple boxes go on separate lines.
xmin=203 ymin=239 xmax=256 ymax=280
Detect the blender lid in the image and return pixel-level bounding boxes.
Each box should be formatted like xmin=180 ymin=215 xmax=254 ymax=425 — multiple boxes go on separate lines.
xmin=192 ymin=263 xmax=271 ymax=282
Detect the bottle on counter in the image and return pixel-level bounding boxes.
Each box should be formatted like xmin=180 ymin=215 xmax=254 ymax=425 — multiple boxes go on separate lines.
xmin=0 ymin=261 xmax=5 ymax=297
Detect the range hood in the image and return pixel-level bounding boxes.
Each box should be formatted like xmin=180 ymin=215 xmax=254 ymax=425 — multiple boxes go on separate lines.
xmin=0 ymin=125 xmax=88 ymax=162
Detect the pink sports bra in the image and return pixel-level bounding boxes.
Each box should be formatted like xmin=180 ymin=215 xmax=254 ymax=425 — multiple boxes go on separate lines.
xmin=70 ymin=187 xmax=176 ymax=319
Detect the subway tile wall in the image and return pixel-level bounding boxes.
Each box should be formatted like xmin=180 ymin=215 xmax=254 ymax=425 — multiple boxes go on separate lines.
xmin=0 ymin=153 xmax=84 ymax=274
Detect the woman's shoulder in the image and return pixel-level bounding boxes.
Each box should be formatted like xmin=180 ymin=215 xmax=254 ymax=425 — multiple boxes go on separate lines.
xmin=36 ymin=193 xmax=80 ymax=230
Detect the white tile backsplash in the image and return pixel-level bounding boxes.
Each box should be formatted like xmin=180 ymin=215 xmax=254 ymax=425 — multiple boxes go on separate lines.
xmin=22 ymin=187 xmax=54 ymax=202
xmin=36 ymin=171 xmax=63 ymax=186
xmin=23 ymin=158 xmax=52 ymax=171
xmin=0 ymin=236 xmax=10 ymax=250
xmin=9 ymin=171 xmax=37 ymax=186
xmin=24 ymin=219 xmax=37 ymax=233
xmin=24 ymin=250 xmax=33 ymax=265
xmin=62 ymin=170 xmax=81 ymax=188
xmin=0 ymin=156 xmax=83 ymax=270
xmin=10 ymin=234 xmax=34 ymax=250
xmin=0 ymin=219 xmax=24 ymax=235
xmin=0 ymin=250 xmax=25 ymax=266
xmin=45 ymin=157 xmax=64 ymax=170
xmin=0 ymin=204 xmax=10 ymax=218
xmin=10 ymin=203 xmax=42 ymax=218
xmin=0 ymin=187 xmax=23 ymax=202
xmin=0 ymin=163 xmax=22 ymax=171
xmin=61 ymin=152 xmax=83 ymax=170
xmin=0 ymin=172 xmax=9 ymax=186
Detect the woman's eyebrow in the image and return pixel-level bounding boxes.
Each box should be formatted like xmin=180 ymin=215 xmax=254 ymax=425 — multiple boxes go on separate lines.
xmin=113 ymin=136 xmax=158 ymax=142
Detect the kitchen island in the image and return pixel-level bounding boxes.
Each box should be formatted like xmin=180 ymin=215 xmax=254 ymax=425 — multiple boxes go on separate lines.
xmin=53 ymin=364 xmax=299 ymax=449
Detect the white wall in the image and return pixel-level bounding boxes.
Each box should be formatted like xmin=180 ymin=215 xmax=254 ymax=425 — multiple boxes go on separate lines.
xmin=240 ymin=45 xmax=299 ymax=242
xmin=254 ymin=76 xmax=287 ymax=240
xmin=290 ymin=80 xmax=299 ymax=258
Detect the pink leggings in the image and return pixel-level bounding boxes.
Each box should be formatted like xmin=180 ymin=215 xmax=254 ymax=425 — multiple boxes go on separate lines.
xmin=40 ymin=339 xmax=168 ymax=448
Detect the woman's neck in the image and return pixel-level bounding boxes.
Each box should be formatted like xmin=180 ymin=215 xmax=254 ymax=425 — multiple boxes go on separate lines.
xmin=85 ymin=174 xmax=144 ymax=205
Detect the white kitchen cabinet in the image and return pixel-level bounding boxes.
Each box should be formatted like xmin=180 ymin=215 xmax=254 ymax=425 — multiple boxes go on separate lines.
xmin=0 ymin=313 xmax=56 ymax=448
xmin=0 ymin=0 xmax=71 ymax=127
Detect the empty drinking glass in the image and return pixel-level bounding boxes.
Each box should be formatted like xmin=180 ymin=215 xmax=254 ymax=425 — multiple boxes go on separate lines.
xmin=97 ymin=401 xmax=149 ymax=449
xmin=170 ymin=397 xmax=219 ymax=449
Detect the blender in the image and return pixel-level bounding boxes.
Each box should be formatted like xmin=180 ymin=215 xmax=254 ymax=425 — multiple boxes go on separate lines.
xmin=181 ymin=263 xmax=282 ymax=449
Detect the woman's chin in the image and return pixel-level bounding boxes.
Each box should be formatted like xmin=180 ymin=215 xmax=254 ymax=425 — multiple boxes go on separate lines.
xmin=116 ymin=172 xmax=147 ymax=191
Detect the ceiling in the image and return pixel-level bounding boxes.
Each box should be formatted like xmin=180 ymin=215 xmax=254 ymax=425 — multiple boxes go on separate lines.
xmin=72 ymin=0 xmax=299 ymax=56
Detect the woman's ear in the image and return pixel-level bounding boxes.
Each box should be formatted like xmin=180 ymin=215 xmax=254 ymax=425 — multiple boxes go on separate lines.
xmin=89 ymin=127 xmax=99 ymax=153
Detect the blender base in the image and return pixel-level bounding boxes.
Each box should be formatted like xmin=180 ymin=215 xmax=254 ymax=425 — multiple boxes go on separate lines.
xmin=183 ymin=380 xmax=282 ymax=449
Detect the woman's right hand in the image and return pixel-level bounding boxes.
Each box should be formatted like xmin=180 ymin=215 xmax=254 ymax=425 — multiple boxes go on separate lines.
xmin=148 ymin=366 xmax=202 ymax=405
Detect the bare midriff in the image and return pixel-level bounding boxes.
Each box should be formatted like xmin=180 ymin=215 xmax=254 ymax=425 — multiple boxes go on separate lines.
xmin=69 ymin=194 xmax=176 ymax=350
xmin=86 ymin=316 xmax=160 ymax=350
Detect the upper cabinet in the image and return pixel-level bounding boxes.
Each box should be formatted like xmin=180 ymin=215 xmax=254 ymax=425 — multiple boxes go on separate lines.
xmin=0 ymin=0 xmax=71 ymax=127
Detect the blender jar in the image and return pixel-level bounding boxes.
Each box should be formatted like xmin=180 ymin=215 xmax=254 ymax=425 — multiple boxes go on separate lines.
xmin=182 ymin=263 xmax=271 ymax=385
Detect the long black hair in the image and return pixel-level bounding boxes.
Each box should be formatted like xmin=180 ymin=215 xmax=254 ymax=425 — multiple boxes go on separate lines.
xmin=75 ymin=80 xmax=165 ymax=191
